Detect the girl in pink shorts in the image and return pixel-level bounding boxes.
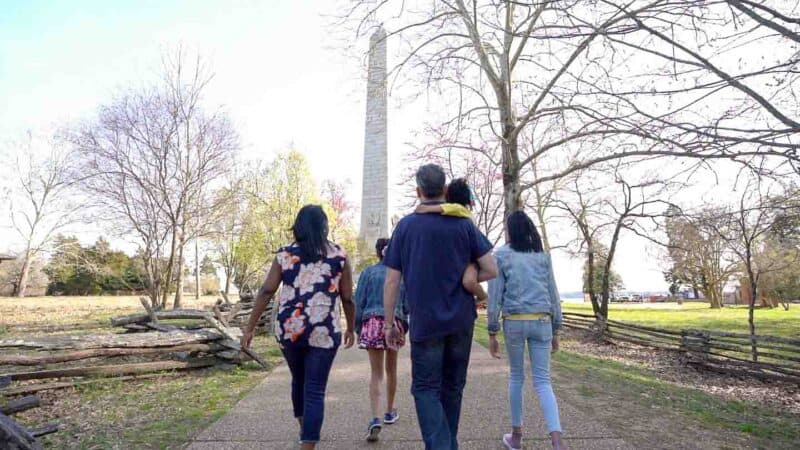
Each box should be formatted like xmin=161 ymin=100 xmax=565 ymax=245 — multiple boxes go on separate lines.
xmin=354 ymin=238 xmax=409 ymax=442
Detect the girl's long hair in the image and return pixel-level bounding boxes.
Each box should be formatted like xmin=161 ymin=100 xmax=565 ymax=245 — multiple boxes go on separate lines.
xmin=291 ymin=205 xmax=330 ymax=261
xmin=507 ymin=210 xmax=544 ymax=253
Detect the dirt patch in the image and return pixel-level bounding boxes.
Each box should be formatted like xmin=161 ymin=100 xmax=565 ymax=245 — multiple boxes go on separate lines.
xmin=560 ymin=328 xmax=800 ymax=415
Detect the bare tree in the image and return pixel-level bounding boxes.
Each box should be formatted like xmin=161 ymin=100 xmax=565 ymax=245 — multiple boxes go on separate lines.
xmin=4 ymin=133 xmax=79 ymax=297
xmin=70 ymin=49 xmax=237 ymax=309
xmin=552 ymin=174 xmax=609 ymax=317
xmin=553 ymin=166 xmax=676 ymax=319
xmin=703 ymin=175 xmax=800 ymax=358
xmin=342 ymin=1 xmax=800 ymax=217
xmin=666 ymin=206 xmax=740 ymax=309
xmin=210 ymin=174 xmax=247 ymax=295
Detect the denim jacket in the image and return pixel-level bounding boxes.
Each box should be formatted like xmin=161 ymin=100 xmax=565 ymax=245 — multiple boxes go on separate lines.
xmin=354 ymin=263 xmax=409 ymax=334
xmin=487 ymin=245 xmax=562 ymax=334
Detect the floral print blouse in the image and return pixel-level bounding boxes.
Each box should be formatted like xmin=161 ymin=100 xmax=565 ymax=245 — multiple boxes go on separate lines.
xmin=274 ymin=243 xmax=347 ymax=349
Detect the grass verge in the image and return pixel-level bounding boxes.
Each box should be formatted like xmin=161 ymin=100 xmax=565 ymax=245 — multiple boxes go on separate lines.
xmin=4 ymin=336 xmax=282 ymax=450
xmin=474 ymin=316 xmax=800 ymax=449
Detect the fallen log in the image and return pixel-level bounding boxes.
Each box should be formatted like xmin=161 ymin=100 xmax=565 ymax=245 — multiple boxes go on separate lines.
xmin=0 ymin=329 xmax=222 ymax=351
xmin=1 ymin=396 xmax=40 ymax=415
xmin=0 ymin=343 xmax=222 ymax=366
xmin=3 ymin=358 xmax=219 ymax=381
xmin=202 ymin=314 xmax=269 ymax=369
xmin=213 ymin=304 xmax=229 ymax=327
xmin=0 ymin=413 xmax=40 ymax=450
xmin=144 ymin=323 xmax=180 ymax=332
xmin=139 ymin=296 xmax=159 ymax=324
xmin=110 ymin=309 xmax=209 ymax=327
xmin=29 ymin=423 xmax=61 ymax=438
xmin=0 ymin=373 xmax=175 ymax=396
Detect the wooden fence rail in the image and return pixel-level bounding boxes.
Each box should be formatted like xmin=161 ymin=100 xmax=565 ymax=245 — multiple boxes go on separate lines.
xmin=562 ymin=312 xmax=800 ymax=384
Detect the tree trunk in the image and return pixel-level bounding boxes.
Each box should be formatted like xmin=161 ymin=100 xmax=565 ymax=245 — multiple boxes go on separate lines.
xmin=586 ymin=241 xmax=601 ymax=318
xmin=224 ymin=268 xmax=231 ymax=295
xmin=705 ymin=283 xmax=723 ymax=309
xmin=162 ymin=225 xmax=179 ymax=309
xmin=173 ymin=228 xmax=185 ymax=309
xmin=194 ymin=239 xmax=200 ymax=300
xmin=746 ymin=268 xmax=758 ymax=362
xmin=15 ymin=250 xmax=32 ymax=298
xmin=501 ymin=124 xmax=522 ymax=215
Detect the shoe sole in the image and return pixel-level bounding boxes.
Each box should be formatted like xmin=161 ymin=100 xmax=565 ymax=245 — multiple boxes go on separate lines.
xmin=502 ymin=436 xmax=521 ymax=450
xmin=366 ymin=426 xmax=382 ymax=442
xmin=383 ymin=416 xmax=399 ymax=425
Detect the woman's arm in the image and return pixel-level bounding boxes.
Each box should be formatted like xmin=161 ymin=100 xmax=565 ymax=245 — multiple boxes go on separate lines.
xmin=241 ymin=258 xmax=281 ymax=348
xmin=486 ymin=256 xmax=504 ymax=335
xmin=340 ymin=258 xmax=356 ymax=348
xmin=354 ymin=270 xmax=368 ymax=334
xmin=546 ymin=254 xmax=563 ymax=333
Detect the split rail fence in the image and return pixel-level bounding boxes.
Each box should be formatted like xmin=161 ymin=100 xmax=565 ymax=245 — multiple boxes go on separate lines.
xmin=562 ymin=312 xmax=800 ymax=384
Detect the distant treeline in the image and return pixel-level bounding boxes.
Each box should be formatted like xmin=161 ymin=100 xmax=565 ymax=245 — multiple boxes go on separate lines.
xmin=44 ymin=236 xmax=149 ymax=295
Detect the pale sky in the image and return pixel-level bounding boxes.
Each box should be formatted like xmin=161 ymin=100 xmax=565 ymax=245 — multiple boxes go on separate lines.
xmin=0 ymin=0 xmax=672 ymax=293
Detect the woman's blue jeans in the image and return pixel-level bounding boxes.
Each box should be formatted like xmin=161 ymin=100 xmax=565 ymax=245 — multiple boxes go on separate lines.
xmin=281 ymin=343 xmax=338 ymax=443
xmin=503 ymin=318 xmax=562 ymax=433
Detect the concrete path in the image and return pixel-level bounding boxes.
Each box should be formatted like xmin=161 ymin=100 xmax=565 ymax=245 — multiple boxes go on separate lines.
xmin=189 ymin=342 xmax=633 ymax=449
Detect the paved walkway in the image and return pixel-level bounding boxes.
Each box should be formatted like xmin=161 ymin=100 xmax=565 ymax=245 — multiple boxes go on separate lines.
xmin=189 ymin=343 xmax=632 ymax=449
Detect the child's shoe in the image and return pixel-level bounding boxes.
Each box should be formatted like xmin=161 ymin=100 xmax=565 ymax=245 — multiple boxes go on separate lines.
xmin=366 ymin=418 xmax=382 ymax=442
xmin=383 ymin=409 xmax=399 ymax=424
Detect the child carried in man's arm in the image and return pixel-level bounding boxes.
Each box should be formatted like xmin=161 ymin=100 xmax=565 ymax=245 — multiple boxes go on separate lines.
xmin=415 ymin=178 xmax=489 ymax=305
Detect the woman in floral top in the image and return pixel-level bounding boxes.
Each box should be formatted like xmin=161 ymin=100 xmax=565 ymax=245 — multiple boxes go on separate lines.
xmin=241 ymin=205 xmax=356 ymax=450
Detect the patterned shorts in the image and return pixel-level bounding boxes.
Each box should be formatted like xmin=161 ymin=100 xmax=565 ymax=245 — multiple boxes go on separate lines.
xmin=358 ymin=316 xmax=406 ymax=350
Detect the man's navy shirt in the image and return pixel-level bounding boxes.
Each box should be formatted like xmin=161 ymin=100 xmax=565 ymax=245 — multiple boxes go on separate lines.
xmin=384 ymin=211 xmax=493 ymax=342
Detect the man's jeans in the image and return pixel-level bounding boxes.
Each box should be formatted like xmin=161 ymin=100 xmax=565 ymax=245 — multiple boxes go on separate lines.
xmin=504 ymin=318 xmax=562 ymax=432
xmin=410 ymin=326 xmax=474 ymax=450
xmin=281 ymin=343 xmax=338 ymax=443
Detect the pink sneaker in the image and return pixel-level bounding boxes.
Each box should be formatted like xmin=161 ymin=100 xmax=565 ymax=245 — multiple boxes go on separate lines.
xmin=502 ymin=433 xmax=521 ymax=450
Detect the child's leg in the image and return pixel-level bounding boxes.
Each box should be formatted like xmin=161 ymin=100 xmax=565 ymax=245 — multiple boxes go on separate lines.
xmin=385 ymin=349 xmax=398 ymax=414
xmin=462 ymin=263 xmax=487 ymax=301
xmin=368 ymin=349 xmax=385 ymax=419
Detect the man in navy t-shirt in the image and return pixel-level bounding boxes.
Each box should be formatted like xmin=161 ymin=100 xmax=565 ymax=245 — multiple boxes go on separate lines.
xmin=383 ymin=164 xmax=497 ymax=450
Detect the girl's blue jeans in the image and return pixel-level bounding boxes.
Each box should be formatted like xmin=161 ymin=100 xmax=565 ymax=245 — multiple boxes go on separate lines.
xmin=503 ymin=318 xmax=562 ymax=433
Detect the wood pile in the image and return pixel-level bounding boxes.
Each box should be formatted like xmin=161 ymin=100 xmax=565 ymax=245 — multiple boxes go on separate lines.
xmin=0 ymin=300 xmax=269 ymax=398
xmin=1 ymin=377 xmax=62 ymax=449
xmin=214 ymin=291 xmax=275 ymax=336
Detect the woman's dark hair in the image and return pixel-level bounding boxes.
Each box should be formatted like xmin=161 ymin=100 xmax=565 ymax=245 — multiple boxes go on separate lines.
xmin=375 ymin=238 xmax=390 ymax=260
xmin=291 ymin=205 xmax=330 ymax=261
xmin=446 ymin=178 xmax=472 ymax=208
xmin=506 ymin=210 xmax=544 ymax=253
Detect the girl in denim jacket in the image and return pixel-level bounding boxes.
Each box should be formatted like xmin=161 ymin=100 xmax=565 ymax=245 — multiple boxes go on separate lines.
xmin=354 ymin=238 xmax=409 ymax=441
xmin=487 ymin=211 xmax=566 ymax=450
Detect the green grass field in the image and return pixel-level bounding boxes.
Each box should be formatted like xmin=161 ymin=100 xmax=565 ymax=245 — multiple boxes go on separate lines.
xmin=561 ymin=302 xmax=799 ymax=337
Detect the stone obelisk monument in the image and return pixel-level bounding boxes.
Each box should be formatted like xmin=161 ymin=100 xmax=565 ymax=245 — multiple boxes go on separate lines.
xmin=359 ymin=27 xmax=389 ymax=256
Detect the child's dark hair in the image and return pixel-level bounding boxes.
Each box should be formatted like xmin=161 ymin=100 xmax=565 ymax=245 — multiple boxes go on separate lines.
xmin=375 ymin=238 xmax=390 ymax=260
xmin=506 ymin=210 xmax=544 ymax=253
xmin=446 ymin=178 xmax=472 ymax=209
xmin=291 ymin=205 xmax=330 ymax=261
